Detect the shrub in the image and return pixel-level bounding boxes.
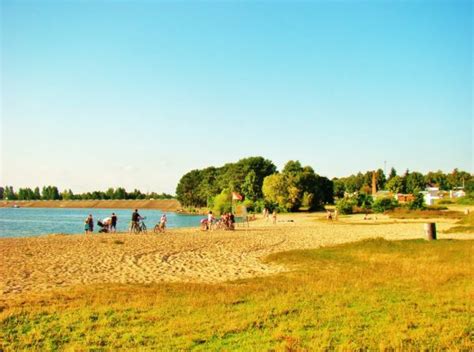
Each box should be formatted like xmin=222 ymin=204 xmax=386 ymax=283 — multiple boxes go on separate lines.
xmin=408 ymin=193 xmax=426 ymax=210
xmin=356 ymin=193 xmax=373 ymax=210
xmin=243 ymin=199 xmax=255 ymax=212
xmin=438 ymin=199 xmax=454 ymax=205
xmin=212 ymin=190 xmax=232 ymax=215
xmin=372 ymin=197 xmax=398 ymax=213
xmin=335 ymin=198 xmax=357 ymax=215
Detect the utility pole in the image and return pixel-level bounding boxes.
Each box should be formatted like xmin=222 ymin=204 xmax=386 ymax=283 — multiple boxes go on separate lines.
xmin=384 ymin=160 xmax=387 ymax=175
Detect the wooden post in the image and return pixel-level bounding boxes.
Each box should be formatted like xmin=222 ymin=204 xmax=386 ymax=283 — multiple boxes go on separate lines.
xmin=424 ymin=223 xmax=437 ymax=241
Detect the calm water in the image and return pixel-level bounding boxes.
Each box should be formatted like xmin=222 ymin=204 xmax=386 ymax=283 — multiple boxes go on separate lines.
xmin=0 ymin=208 xmax=203 ymax=238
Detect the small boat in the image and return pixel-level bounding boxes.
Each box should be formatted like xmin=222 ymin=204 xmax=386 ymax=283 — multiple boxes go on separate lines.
xmin=13 ymin=204 xmax=20 ymax=208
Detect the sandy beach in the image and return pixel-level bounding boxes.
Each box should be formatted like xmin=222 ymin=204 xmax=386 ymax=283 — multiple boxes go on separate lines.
xmin=1 ymin=212 xmax=471 ymax=298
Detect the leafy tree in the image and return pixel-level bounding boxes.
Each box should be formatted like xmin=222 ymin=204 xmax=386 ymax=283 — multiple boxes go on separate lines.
xmin=424 ymin=171 xmax=449 ymax=190
xmin=262 ymin=173 xmax=289 ymax=210
xmin=262 ymin=162 xmax=333 ymax=211
xmin=3 ymin=186 xmax=17 ymax=200
xmin=386 ymin=176 xmax=405 ymax=194
xmin=333 ymin=178 xmax=345 ymax=198
xmin=408 ymin=192 xmax=425 ymax=210
xmin=335 ymin=197 xmax=356 ymax=215
xmin=447 ymin=169 xmax=471 ymax=189
xmin=372 ymin=197 xmax=398 ymax=213
xmin=212 ymin=190 xmax=232 ymax=215
xmin=114 ymin=188 xmax=127 ymax=199
xmin=376 ymin=169 xmax=386 ymax=191
xmin=61 ymin=189 xmax=74 ymax=200
xmin=176 ymin=169 xmax=207 ymax=207
xmin=242 ymin=170 xmax=258 ymax=201
xmin=405 ymin=172 xmax=425 ymax=194
xmin=388 ymin=167 xmax=397 ymax=180
xmin=34 ymin=187 xmax=41 ymax=200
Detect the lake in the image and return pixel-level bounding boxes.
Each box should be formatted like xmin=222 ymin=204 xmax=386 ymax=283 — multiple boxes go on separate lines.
xmin=0 ymin=208 xmax=203 ymax=238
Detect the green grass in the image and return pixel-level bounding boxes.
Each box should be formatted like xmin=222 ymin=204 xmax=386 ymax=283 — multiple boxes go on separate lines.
xmin=387 ymin=208 xmax=463 ymax=220
xmin=1 ymin=239 xmax=473 ymax=351
xmin=444 ymin=212 xmax=474 ymax=234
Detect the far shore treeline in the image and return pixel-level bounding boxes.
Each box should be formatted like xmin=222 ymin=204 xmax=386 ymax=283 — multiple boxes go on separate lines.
xmin=2 ymin=156 xmax=472 ymax=214
xmin=0 ymin=186 xmax=174 ymax=202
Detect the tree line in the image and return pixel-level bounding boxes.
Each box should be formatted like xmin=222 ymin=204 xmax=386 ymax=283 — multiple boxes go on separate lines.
xmin=0 ymin=186 xmax=174 ymax=201
xmin=176 ymin=156 xmax=334 ymax=213
xmin=333 ymin=167 xmax=472 ymax=197
xmin=176 ymin=157 xmax=473 ymax=214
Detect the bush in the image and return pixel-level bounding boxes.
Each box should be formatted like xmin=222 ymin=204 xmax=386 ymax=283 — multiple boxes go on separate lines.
xmin=372 ymin=197 xmax=398 ymax=213
xmin=437 ymin=199 xmax=454 ymax=205
xmin=356 ymin=193 xmax=373 ymax=210
xmin=212 ymin=190 xmax=232 ymax=215
xmin=243 ymin=199 xmax=255 ymax=212
xmin=335 ymin=198 xmax=356 ymax=215
xmin=408 ymin=193 xmax=426 ymax=210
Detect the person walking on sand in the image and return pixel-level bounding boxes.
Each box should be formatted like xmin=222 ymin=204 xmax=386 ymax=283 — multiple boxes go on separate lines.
xmin=84 ymin=214 xmax=93 ymax=234
xmin=111 ymin=212 xmax=118 ymax=232
xmin=208 ymin=211 xmax=214 ymax=231
xmin=272 ymin=210 xmax=277 ymax=225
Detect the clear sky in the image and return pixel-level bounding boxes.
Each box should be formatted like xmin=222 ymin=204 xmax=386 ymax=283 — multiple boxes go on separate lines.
xmin=1 ymin=0 xmax=472 ymax=194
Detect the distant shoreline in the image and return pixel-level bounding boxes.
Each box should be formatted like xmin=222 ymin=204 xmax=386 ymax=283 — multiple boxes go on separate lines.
xmin=0 ymin=199 xmax=181 ymax=211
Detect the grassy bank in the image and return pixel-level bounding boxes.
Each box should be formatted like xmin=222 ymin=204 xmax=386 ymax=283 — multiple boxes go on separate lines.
xmin=1 ymin=238 xmax=472 ymax=350
xmin=0 ymin=199 xmax=180 ymax=211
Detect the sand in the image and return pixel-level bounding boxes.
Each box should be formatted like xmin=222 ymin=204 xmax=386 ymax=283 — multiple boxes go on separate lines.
xmin=0 ymin=213 xmax=471 ymax=297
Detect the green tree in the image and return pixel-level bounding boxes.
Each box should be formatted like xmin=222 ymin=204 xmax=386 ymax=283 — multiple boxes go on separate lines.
xmin=4 ymin=186 xmax=17 ymax=200
xmin=424 ymin=171 xmax=449 ymax=190
xmin=242 ymin=170 xmax=258 ymax=201
xmin=386 ymin=176 xmax=405 ymax=194
xmin=114 ymin=188 xmax=127 ymax=199
xmin=212 ymin=190 xmax=232 ymax=215
xmin=408 ymin=192 xmax=426 ymax=210
xmin=388 ymin=167 xmax=397 ymax=180
xmin=262 ymin=173 xmax=288 ymax=210
xmin=405 ymin=172 xmax=425 ymax=194
xmin=33 ymin=187 xmax=41 ymax=200
xmin=176 ymin=169 xmax=207 ymax=207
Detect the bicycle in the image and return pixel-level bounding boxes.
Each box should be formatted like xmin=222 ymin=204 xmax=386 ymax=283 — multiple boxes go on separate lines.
xmin=130 ymin=217 xmax=147 ymax=234
xmin=153 ymin=222 xmax=165 ymax=234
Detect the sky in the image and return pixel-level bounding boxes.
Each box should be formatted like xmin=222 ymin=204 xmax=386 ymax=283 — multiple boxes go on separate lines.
xmin=1 ymin=0 xmax=472 ymax=194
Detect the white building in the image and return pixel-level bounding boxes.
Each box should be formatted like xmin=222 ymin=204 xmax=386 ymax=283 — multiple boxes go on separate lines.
xmin=422 ymin=187 xmax=441 ymax=206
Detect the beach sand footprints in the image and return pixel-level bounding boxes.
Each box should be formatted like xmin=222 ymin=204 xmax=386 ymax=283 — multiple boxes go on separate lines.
xmin=0 ymin=215 xmax=469 ymax=296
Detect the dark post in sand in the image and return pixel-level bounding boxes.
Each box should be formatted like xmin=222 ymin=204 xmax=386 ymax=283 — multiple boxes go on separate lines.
xmin=424 ymin=223 xmax=437 ymax=241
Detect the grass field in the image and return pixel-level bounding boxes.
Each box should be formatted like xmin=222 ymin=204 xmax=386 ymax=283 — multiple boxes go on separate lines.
xmin=1 ymin=238 xmax=472 ymax=351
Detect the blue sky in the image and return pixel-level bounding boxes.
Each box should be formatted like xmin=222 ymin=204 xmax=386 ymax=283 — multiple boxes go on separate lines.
xmin=1 ymin=0 xmax=472 ymax=194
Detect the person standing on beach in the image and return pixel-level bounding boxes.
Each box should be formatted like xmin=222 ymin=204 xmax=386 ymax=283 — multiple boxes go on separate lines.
xmin=84 ymin=214 xmax=93 ymax=234
xmin=272 ymin=210 xmax=277 ymax=225
xmin=111 ymin=213 xmax=118 ymax=232
xmin=130 ymin=209 xmax=141 ymax=233
xmin=208 ymin=211 xmax=214 ymax=231
xmin=159 ymin=213 xmax=167 ymax=232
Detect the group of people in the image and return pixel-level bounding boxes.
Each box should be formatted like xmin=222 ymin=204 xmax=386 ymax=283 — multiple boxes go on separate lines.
xmin=201 ymin=211 xmax=236 ymax=231
xmin=263 ymin=207 xmax=278 ymax=224
xmin=84 ymin=209 xmax=168 ymax=234
xmin=84 ymin=213 xmax=118 ymax=234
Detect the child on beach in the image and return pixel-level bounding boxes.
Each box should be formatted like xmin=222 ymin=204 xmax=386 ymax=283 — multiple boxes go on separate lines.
xmin=84 ymin=214 xmax=93 ymax=234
